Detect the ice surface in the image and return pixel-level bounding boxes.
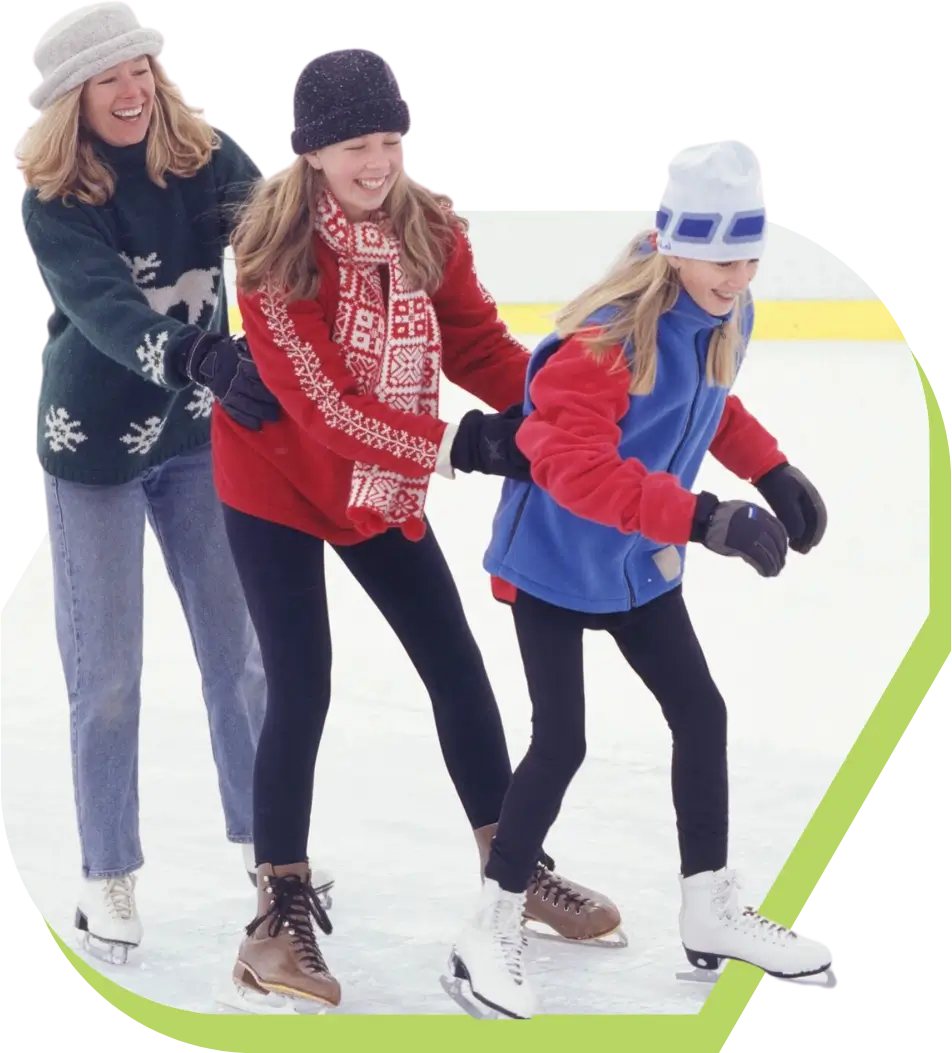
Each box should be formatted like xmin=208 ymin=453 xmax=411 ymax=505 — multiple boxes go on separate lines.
xmin=0 ymin=338 xmax=928 ymax=1015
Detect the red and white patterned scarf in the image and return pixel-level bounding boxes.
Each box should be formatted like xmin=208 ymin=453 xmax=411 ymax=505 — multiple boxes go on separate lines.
xmin=316 ymin=189 xmax=441 ymax=540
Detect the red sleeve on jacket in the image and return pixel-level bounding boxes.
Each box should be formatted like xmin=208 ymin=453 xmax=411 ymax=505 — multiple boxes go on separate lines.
xmin=516 ymin=335 xmax=699 ymax=545
xmin=430 ymin=225 xmax=530 ymax=411
xmin=708 ymin=394 xmax=788 ymax=482
xmin=239 ymin=283 xmax=446 ymax=477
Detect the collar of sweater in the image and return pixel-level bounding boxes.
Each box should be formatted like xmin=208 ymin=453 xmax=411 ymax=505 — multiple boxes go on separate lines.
xmin=663 ymin=288 xmax=735 ymax=337
xmin=89 ymin=134 xmax=149 ymax=173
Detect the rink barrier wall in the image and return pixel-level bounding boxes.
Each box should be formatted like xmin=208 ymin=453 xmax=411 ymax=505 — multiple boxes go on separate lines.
xmin=223 ymin=216 xmax=903 ymax=341
xmin=228 ymin=298 xmax=903 ymax=341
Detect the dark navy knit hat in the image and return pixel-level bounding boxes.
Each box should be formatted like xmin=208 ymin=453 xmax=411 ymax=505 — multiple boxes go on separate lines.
xmin=291 ymin=49 xmax=410 ymax=155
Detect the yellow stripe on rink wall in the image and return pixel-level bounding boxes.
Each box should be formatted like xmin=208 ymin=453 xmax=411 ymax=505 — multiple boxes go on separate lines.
xmin=228 ymin=299 xmax=904 ymax=342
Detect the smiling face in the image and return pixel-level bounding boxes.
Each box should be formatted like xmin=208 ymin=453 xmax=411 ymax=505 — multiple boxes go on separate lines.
xmin=304 ymin=132 xmax=404 ymax=221
xmin=80 ymin=56 xmax=156 ymax=147
xmin=669 ymin=256 xmax=760 ymax=316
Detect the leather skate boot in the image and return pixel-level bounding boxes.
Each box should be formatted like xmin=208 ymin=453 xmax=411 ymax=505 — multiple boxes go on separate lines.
xmin=473 ymin=824 xmax=627 ymax=947
xmin=232 ymin=862 xmax=341 ymax=1010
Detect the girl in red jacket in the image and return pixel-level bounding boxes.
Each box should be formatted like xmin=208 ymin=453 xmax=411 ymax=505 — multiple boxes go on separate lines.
xmin=211 ymin=49 xmax=623 ymax=1012
xmin=443 ymin=142 xmax=833 ymax=1019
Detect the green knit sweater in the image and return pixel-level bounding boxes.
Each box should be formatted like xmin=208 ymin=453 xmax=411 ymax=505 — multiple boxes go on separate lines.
xmin=23 ymin=128 xmax=260 ymax=484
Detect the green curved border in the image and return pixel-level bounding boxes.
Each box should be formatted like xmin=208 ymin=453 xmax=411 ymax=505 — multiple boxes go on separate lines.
xmin=38 ymin=351 xmax=952 ymax=1044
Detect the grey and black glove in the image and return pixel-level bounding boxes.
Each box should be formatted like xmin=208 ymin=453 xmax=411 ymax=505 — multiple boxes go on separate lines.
xmin=691 ymin=490 xmax=789 ymax=577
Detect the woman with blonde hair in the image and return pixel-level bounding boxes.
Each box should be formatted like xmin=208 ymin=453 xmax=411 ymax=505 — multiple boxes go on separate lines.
xmin=16 ymin=2 xmax=308 ymax=966
xmin=444 ymin=141 xmax=833 ymax=1019
xmin=213 ymin=48 xmax=624 ymax=1012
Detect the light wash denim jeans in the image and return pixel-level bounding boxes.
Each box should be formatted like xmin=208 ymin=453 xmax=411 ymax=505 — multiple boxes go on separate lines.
xmin=43 ymin=443 xmax=266 ymax=878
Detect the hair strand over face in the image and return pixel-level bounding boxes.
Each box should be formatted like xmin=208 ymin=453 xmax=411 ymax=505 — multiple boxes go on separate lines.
xmin=555 ymin=232 xmax=743 ymax=394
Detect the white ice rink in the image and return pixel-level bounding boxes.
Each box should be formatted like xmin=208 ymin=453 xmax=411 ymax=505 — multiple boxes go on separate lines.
xmin=0 ymin=336 xmax=928 ymax=1015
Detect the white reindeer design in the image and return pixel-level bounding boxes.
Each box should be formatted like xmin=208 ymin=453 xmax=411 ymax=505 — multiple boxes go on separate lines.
xmin=121 ymin=252 xmax=221 ymax=325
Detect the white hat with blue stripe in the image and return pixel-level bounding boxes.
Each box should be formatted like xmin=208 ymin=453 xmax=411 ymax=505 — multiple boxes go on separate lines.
xmin=655 ymin=141 xmax=766 ymax=262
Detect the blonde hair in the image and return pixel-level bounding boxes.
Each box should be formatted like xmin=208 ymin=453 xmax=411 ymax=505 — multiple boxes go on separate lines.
xmin=231 ymin=160 xmax=466 ymax=301
xmin=16 ymin=58 xmax=218 ymax=206
xmin=555 ymin=231 xmax=745 ymax=395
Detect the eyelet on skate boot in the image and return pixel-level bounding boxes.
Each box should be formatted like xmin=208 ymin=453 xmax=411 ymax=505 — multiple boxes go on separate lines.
xmin=221 ymin=862 xmax=341 ymax=1014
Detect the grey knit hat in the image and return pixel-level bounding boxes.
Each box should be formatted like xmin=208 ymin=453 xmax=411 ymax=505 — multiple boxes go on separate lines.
xmin=30 ymin=3 xmax=163 ymax=110
xmin=291 ymin=50 xmax=410 ymax=155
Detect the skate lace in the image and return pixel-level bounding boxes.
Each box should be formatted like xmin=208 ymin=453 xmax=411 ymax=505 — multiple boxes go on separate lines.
xmin=246 ymin=874 xmax=333 ymax=974
xmin=103 ymin=876 xmax=135 ymax=921
xmin=713 ymin=871 xmax=797 ymax=942
xmin=529 ymin=851 xmax=592 ymax=913
xmin=491 ymin=898 xmax=529 ymax=986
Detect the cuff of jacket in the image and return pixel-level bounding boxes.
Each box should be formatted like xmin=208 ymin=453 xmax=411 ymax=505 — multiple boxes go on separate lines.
xmin=435 ymin=422 xmax=458 ymax=479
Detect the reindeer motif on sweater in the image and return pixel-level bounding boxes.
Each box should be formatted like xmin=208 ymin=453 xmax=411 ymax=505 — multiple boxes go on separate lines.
xmin=120 ymin=252 xmax=221 ymax=325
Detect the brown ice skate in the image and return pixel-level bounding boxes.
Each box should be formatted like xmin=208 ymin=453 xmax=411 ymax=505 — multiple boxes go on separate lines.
xmin=473 ymin=823 xmax=628 ymax=948
xmin=231 ymin=862 xmax=341 ymax=1012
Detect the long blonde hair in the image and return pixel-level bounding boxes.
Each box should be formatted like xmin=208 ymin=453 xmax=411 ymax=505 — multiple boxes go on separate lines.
xmin=556 ymin=231 xmax=745 ymax=395
xmin=231 ymin=160 xmax=466 ymax=301
xmin=16 ymin=58 xmax=218 ymax=206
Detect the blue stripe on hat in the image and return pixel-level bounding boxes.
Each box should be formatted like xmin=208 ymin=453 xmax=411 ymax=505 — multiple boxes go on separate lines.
xmin=672 ymin=212 xmax=722 ymax=244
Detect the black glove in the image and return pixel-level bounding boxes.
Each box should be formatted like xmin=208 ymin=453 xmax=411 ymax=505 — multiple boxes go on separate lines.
xmin=179 ymin=333 xmax=281 ymax=431
xmin=754 ymin=462 xmax=827 ymax=554
xmin=450 ymin=404 xmax=532 ymax=481
xmin=691 ymin=491 xmax=788 ymax=577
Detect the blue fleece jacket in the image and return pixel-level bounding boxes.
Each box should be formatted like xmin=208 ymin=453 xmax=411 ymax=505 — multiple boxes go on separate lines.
xmin=483 ymin=289 xmax=754 ymax=613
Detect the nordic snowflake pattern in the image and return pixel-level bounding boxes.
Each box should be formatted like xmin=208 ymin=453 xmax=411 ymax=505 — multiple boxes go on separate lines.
xmin=185 ymin=386 xmax=214 ymax=420
xmin=136 ymin=331 xmax=169 ymax=385
xmin=44 ymin=407 xmax=88 ymax=453
xmin=121 ymin=416 xmax=166 ymax=455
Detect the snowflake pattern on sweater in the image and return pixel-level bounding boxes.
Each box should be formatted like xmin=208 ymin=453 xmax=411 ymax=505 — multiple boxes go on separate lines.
xmin=23 ymin=128 xmax=261 ymax=484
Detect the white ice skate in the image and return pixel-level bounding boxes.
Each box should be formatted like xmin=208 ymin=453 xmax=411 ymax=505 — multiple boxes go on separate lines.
xmin=241 ymin=844 xmax=334 ymax=911
xmin=441 ymin=878 xmax=537 ymax=1020
xmin=75 ymin=874 xmax=143 ymax=966
xmin=678 ymin=868 xmax=833 ymax=983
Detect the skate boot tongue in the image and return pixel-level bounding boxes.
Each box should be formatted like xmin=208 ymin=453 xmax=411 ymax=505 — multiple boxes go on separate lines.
xmin=249 ymin=870 xmax=333 ymax=947
xmin=103 ymin=875 xmax=136 ymax=920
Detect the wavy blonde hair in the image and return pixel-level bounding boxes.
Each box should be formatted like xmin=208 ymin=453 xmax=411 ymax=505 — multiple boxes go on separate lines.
xmin=16 ymin=58 xmax=218 ymax=206
xmin=556 ymin=232 xmax=746 ymax=395
xmin=231 ymin=159 xmax=466 ymax=301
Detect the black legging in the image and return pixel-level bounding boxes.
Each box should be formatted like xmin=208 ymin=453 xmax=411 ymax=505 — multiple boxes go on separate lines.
xmin=486 ymin=585 xmax=728 ymax=893
xmin=222 ymin=506 xmax=514 ymax=866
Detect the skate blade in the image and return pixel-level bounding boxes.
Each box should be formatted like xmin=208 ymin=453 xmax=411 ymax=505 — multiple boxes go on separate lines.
xmin=215 ymin=979 xmax=332 ymax=1015
xmin=77 ymin=930 xmax=137 ymax=967
xmin=676 ymin=967 xmax=720 ymax=984
xmin=525 ymin=917 xmax=629 ymax=949
xmin=677 ymin=959 xmax=836 ymax=988
xmin=774 ymin=966 xmax=837 ymax=988
xmin=439 ymin=971 xmax=530 ymax=1021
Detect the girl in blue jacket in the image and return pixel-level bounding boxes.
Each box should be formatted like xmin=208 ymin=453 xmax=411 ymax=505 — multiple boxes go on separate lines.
xmin=442 ymin=141 xmax=832 ymax=1019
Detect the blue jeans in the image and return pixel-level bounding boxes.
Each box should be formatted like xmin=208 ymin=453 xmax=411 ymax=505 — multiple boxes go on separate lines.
xmin=44 ymin=444 xmax=266 ymax=878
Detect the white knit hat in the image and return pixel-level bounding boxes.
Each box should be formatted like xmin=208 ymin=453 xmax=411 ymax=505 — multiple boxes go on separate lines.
xmin=30 ymin=3 xmax=163 ymax=110
xmin=655 ymin=141 xmax=766 ymax=262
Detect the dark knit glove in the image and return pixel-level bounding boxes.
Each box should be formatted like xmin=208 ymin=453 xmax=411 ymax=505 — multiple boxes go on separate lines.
xmin=450 ymin=404 xmax=532 ymax=481
xmin=754 ymin=462 xmax=827 ymax=554
xmin=691 ymin=491 xmax=788 ymax=577
xmin=179 ymin=333 xmax=281 ymax=431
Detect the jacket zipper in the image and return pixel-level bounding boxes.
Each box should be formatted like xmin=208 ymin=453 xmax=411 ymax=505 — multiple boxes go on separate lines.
xmin=625 ymin=564 xmax=637 ymax=608
xmin=504 ymin=487 xmax=531 ymax=554
xmin=666 ymin=329 xmax=708 ymax=475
